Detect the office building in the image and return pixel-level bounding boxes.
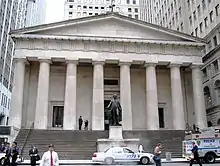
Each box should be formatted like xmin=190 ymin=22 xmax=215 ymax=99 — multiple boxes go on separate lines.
xmin=64 ymin=0 xmax=141 ymax=20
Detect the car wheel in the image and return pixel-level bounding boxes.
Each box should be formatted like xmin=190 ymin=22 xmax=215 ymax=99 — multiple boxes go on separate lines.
xmin=104 ymin=157 xmax=114 ymax=165
xmin=205 ymin=153 xmax=216 ymax=163
xmin=0 ymin=158 xmax=5 ymax=166
xmin=140 ymin=157 xmax=150 ymax=165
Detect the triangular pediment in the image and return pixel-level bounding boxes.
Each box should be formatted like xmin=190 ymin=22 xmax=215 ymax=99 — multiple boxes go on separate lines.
xmin=10 ymin=13 xmax=205 ymax=43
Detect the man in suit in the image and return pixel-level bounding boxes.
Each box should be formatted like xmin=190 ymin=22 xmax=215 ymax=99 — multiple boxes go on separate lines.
xmin=40 ymin=144 xmax=59 ymax=166
xmin=11 ymin=142 xmax=19 ymax=166
xmin=29 ymin=145 xmax=39 ymax=166
xmin=3 ymin=142 xmax=11 ymax=166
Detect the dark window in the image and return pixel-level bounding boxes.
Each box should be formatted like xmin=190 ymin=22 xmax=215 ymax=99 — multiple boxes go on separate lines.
xmin=213 ymin=36 xmax=218 ymax=47
xmin=158 ymin=108 xmax=165 ymax=128
xmin=104 ymin=79 xmax=119 ymax=85
xmin=69 ymin=5 xmax=73 ymax=8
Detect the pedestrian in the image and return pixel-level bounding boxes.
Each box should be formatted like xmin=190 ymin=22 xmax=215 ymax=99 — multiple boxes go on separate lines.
xmin=84 ymin=120 xmax=88 ymax=130
xmin=153 ymin=143 xmax=162 ymax=166
xmin=29 ymin=145 xmax=39 ymax=166
xmin=11 ymin=142 xmax=19 ymax=166
xmin=78 ymin=116 xmax=83 ymax=130
xmin=40 ymin=144 xmax=59 ymax=166
xmin=189 ymin=142 xmax=202 ymax=166
xmin=3 ymin=142 xmax=11 ymax=166
xmin=138 ymin=144 xmax=144 ymax=153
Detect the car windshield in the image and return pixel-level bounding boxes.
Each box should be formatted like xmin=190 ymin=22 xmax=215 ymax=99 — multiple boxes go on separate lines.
xmin=104 ymin=148 xmax=110 ymax=153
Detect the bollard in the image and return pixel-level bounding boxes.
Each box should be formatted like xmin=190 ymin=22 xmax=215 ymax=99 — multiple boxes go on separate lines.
xmin=166 ymin=152 xmax=172 ymax=161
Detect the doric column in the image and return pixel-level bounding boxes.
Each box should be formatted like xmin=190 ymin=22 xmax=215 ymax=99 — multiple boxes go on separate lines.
xmin=191 ymin=64 xmax=207 ymax=129
xmin=34 ymin=59 xmax=51 ymax=129
xmin=92 ymin=61 xmax=104 ymax=130
xmin=63 ymin=60 xmax=78 ymax=130
xmin=145 ymin=63 xmax=159 ymax=130
xmin=169 ymin=63 xmax=185 ymax=130
xmin=9 ymin=58 xmax=27 ymax=128
xmin=119 ymin=61 xmax=132 ymax=130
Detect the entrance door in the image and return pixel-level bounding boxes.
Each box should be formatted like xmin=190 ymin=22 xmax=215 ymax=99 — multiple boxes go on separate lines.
xmin=52 ymin=106 xmax=64 ymax=128
xmin=104 ymin=100 xmax=111 ymax=130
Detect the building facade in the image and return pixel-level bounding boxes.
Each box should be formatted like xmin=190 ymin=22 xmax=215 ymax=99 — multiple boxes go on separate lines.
xmin=149 ymin=0 xmax=220 ymax=38
xmin=9 ymin=13 xmax=207 ymax=131
xmin=64 ymin=0 xmax=141 ymax=20
xmin=25 ymin=0 xmax=47 ymax=27
xmin=0 ymin=0 xmax=26 ymax=126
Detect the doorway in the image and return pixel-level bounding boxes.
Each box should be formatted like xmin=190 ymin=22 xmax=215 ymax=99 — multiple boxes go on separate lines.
xmin=104 ymin=100 xmax=111 ymax=130
xmin=52 ymin=106 xmax=64 ymax=128
xmin=158 ymin=108 xmax=165 ymax=128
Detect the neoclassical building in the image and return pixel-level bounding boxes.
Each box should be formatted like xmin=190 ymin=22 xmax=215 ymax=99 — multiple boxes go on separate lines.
xmin=9 ymin=13 xmax=207 ymax=131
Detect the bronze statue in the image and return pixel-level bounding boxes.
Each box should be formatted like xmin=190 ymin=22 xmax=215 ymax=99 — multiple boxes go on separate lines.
xmin=106 ymin=94 xmax=122 ymax=126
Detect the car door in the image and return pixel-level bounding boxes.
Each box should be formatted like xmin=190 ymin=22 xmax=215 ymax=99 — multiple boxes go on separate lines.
xmin=123 ymin=148 xmax=138 ymax=162
xmin=113 ymin=147 xmax=124 ymax=162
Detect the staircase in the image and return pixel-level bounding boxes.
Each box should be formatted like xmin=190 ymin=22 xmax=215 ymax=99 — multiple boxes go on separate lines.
xmin=15 ymin=129 xmax=184 ymax=160
xmin=15 ymin=129 xmax=109 ymax=160
xmin=123 ymin=130 xmax=185 ymax=158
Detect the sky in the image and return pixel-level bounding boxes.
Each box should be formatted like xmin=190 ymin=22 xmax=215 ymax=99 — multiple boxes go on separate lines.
xmin=45 ymin=0 xmax=66 ymax=24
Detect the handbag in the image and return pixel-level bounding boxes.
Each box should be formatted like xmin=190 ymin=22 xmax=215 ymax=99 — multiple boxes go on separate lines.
xmin=153 ymin=155 xmax=160 ymax=161
xmin=35 ymin=155 xmax=40 ymax=161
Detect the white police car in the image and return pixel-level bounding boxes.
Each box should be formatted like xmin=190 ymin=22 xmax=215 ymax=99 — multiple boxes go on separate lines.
xmin=92 ymin=147 xmax=154 ymax=165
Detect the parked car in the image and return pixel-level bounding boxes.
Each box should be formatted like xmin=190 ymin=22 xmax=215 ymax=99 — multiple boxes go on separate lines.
xmin=92 ymin=146 xmax=154 ymax=165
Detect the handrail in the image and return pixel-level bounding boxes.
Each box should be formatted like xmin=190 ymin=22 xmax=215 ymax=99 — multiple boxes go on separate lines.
xmin=20 ymin=122 xmax=34 ymax=156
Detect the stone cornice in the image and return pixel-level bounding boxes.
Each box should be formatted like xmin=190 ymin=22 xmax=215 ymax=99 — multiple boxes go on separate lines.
xmin=13 ymin=36 xmax=204 ymax=57
xmin=11 ymin=34 xmax=205 ymax=47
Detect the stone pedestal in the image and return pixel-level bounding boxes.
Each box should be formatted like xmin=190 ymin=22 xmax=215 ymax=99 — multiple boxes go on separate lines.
xmin=97 ymin=126 xmax=140 ymax=152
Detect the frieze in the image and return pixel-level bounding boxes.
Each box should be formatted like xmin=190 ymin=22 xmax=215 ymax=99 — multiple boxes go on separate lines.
xmin=15 ymin=38 xmax=202 ymax=57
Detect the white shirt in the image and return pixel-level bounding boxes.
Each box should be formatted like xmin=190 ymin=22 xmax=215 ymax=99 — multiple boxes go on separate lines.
xmin=40 ymin=151 xmax=59 ymax=166
xmin=139 ymin=145 xmax=144 ymax=152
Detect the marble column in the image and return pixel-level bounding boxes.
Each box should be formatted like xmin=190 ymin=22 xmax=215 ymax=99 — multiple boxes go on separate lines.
xmin=191 ymin=64 xmax=207 ymax=129
xmin=63 ymin=60 xmax=78 ymax=130
xmin=92 ymin=61 xmax=104 ymax=130
xmin=145 ymin=63 xmax=159 ymax=130
xmin=9 ymin=58 xmax=26 ymax=129
xmin=169 ymin=63 xmax=185 ymax=130
xmin=34 ymin=59 xmax=51 ymax=129
xmin=119 ymin=61 xmax=132 ymax=130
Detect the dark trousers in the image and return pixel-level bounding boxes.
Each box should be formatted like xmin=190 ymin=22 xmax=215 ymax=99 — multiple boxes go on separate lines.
xmin=11 ymin=157 xmax=17 ymax=166
xmin=79 ymin=124 xmax=82 ymax=130
xmin=3 ymin=157 xmax=10 ymax=166
xmin=155 ymin=160 xmax=161 ymax=166
xmin=30 ymin=157 xmax=36 ymax=166
xmin=189 ymin=158 xmax=202 ymax=166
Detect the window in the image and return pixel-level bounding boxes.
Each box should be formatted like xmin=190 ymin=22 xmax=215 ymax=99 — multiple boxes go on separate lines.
xmin=123 ymin=148 xmax=134 ymax=153
xmin=210 ymin=11 xmax=213 ymax=22
xmin=89 ymin=6 xmax=92 ymax=9
xmin=133 ymin=0 xmax=136 ymax=4
xmin=104 ymin=79 xmax=119 ymax=85
xmin=135 ymin=15 xmax=138 ymax=19
xmin=95 ymin=6 xmax=98 ymax=9
xmin=216 ymin=4 xmax=219 ymax=16
xmin=158 ymin=108 xmax=165 ymax=128
xmin=77 ymin=5 xmax=81 ymax=10
xmin=202 ymin=0 xmax=206 ymax=10
xmin=128 ymin=14 xmax=132 ymax=17
xmin=213 ymin=36 xmax=218 ymax=47
xmin=127 ymin=0 xmax=130 ymax=4
xmin=213 ymin=60 xmax=219 ymax=72
xmin=135 ymin=8 xmax=138 ymax=13
xmin=195 ymin=27 xmax=198 ymax=36
xmin=204 ymin=86 xmax=212 ymax=108
xmin=189 ymin=16 xmax=192 ymax=24
xmin=83 ymin=6 xmax=87 ymax=9
xmin=128 ymin=8 xmax=131 ymax=12
xmin=69 ymin=5 xmax=73 ymax=8
xmin=199 ymin=22 xmax=203 ymax=33
xmin=69 ymin=12 xmax=73 ymax=15
xmin=204 ymin=17 xmax=208 ymax=27
xmin=193 ymin=11 xmax=196 ymax=20
xmin=207 ymin=40 xmax=212 ymax=50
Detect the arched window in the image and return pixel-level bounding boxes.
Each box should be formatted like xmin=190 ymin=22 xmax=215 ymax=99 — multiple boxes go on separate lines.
xmin=217 ymin=119 xmax=220 ymax=125
xmin=204 ymin=86 xmax=212 ymax=108
xmin=207 ymin=121 xmax=213 ymax=127
xmin=215 ymin=80 xmax=220 ymax=103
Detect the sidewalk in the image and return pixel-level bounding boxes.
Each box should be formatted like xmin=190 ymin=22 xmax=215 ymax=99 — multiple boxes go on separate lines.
xmin=18 ymin=158 xmax=188 ymax=165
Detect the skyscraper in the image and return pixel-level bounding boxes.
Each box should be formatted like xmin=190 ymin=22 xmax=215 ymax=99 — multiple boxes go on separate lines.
xmin=0 ymin=0 xmax=46 ymax=125
xmin=64 ymin=0 xmax=141 ymax=20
